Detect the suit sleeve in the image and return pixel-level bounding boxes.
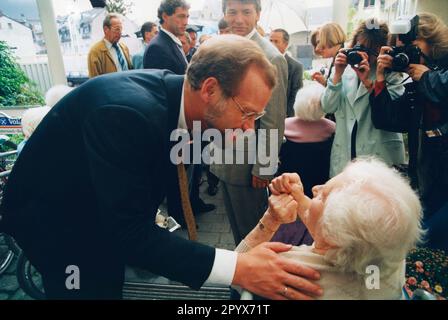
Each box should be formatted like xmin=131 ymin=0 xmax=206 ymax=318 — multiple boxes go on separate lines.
xmin=87 ymin=50 xmax=101 ymax=78
xmin=82 ymin=105 xmax=215 ymax=289
xmin=370 ymin=83 xmax=411 ymax=133
xmin=251 ymin=54 xmax=288 ymax=179
xmin=288 ymin=62 xmax=303 ymax=113
xmin=143 ymin=44 xmax=174 ymax=71
xmin=418 ymin=69 xmax=448 ymax=105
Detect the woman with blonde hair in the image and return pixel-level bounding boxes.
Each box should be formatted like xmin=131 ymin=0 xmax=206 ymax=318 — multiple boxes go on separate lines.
xmin=312 ymin=23 xmax=347 ymax=86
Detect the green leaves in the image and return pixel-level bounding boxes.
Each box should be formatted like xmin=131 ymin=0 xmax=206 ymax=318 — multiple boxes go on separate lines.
xmin=0 ymin=41 xmax=44 ymax=107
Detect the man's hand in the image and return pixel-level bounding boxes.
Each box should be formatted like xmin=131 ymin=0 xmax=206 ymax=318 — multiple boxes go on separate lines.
xmin=232 ymin=242 xmax=323 ymax=300
xmin=269 ymin=173 xmax=311 ymax=213
xmin=252 ymin=175 xmax=270 ymax=189
xmin=407 ymin=64 xmax=430 ymax=82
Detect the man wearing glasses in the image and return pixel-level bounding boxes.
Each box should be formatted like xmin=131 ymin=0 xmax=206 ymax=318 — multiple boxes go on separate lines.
xmin=88 ymin=13 xmax=133 ymax=78
xmin=211 ymin=0 xmax=288 ymax=245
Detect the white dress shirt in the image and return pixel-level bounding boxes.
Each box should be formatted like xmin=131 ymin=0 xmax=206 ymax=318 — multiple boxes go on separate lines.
xmin=104 ymin=39 xmax=129 ymax=71
xmin=177 ymin=85 xmax=238 ymax=286
xmin=160 ymin=27 xmax=188 ymax=64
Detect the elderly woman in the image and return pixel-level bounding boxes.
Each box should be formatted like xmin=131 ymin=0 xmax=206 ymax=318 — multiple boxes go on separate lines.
xmin=237 ymin=158 xmax=424 ymax=300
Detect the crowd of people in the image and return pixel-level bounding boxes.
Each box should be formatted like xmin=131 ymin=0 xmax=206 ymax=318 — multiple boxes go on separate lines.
xmin=0 ymin=0 xmax=447 ymax=300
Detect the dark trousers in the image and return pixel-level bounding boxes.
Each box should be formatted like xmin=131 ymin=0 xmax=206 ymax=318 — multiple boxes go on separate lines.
xmin=424 ymin=201 xmax=448 ymax=252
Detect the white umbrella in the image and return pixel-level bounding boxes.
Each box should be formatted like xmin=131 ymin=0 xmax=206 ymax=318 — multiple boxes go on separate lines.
xmin=259 ymin=0 xmax=308 ymax=35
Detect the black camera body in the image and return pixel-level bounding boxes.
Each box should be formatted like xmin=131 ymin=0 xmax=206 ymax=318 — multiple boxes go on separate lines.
xmin=343 ymin=45 xmax=369 ymax=67
xmin=387 ymin=45 xmax=422 ymax=72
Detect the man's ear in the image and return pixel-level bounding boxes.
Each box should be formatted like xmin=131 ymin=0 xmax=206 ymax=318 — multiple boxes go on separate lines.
xmin=200 ymin=77 xmax=220 ymax=103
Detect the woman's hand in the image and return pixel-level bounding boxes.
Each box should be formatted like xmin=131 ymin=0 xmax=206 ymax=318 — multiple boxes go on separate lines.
xmin=407 ymin=64 xmax=430 ymax=82
xmin=267 ymin=193 xmax=298 ymax=225
xmin=333 ymin=50 xmax=348 ymax=84
xmin=377 ymin=46 xmax=393 ymax=82
xmin=353 ymin=51 xmax=371 ymax=86
xmin=312 ymin=72 xmax=327 ymax=86
xmin=269 ymin=173 xmax=310 ymax=214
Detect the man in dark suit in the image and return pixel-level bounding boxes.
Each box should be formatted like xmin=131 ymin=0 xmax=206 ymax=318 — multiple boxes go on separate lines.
xmin=143 ymin=0 xmax=189 ymax=74
xmin=270 ymin=28 xmax=304 ymax=118
xmin=0 ymin=36 xmax=322 ymax=300
xmin=144 ymin=0 xmax=215 ymax=219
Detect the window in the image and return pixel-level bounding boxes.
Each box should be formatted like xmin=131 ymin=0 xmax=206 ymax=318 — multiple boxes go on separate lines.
xmin=8 ymin=22 xmax=13 ymax=29
xmin=364 ymin=0 xmax=376 ymax=7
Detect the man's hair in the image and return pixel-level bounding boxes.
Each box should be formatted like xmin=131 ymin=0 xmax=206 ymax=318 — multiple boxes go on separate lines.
xmin=320 ymin=158 xmax=424 ymax=278
xmin=187 ymin=35 xmax=277 ymax=99
xmin=218 ymin=18 xmax=229 ymax=30
xmin=416 ymin=12 xmax=448 ymax=61
xmin=272 ymin=28 xmax=289 ymax=44
xmin=141 ymin=21 xmax=157 ymax=41
xmin=317 ymin=23 xmax=346 ymax=51
xmin=350 ymin=18 xmax=389 ymax=51
xmin=222 ymin=0 xmax=261 ymax=14
xmin=294 ymin=83 xmax=325 ymax=121
xmin=103 ymin=13 xmax=122 ymax=28
xmin=157 ymin=0 xmax=190 ymax=25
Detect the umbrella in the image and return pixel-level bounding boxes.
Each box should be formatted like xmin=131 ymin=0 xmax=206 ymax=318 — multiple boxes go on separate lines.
xmin=259 ymin=0 xmax=308 ymax=35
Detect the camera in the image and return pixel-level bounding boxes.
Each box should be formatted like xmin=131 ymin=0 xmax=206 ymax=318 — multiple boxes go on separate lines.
xmin=388 ymin=15 xmax=422 ymax=71
xmin=386 ymin=45 xmax=422 ymax=72
xmin=342 ymin=45 xmax=369 ymax=67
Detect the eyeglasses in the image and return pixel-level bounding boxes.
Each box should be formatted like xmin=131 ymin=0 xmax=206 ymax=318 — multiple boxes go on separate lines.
xmin=231 ymin=97 xmax=265 ymax=121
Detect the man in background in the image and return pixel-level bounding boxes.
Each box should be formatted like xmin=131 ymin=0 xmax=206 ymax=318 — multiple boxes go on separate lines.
xmin=270 ymin=28 xmax=303 ymax=118
xmin=88 ymin=13 xmax=132 ymax=78
xmin=211 ymin=0 xmax=288 ymax=244
xmin=132 ymin=21 xmax=158 ymax=69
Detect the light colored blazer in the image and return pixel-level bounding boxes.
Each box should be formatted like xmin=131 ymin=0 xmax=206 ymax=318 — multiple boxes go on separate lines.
xmin=87 ymin=40 xmax=132 ymax=78
xmin=321 ymin=66 xmax=406 ymax=177
xmin=210 ymin=32 xmax=288 ymax=185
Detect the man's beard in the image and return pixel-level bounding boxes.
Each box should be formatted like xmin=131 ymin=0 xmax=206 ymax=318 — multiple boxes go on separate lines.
xmin=204 ymin=96 xmax=228 ymax=130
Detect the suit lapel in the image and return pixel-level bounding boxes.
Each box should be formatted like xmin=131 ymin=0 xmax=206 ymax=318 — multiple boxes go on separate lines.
xmin=99 ymin=41 xmax=116 ymax=68
xmin=161 ymin=31 xmax=187 ymax=72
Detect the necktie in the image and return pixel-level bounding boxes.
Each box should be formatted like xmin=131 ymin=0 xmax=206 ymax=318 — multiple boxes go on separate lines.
xmin=177 ymin=163 xmax=198 ymax=240
xmin=112 ymin=42 xmax=128 ymax=71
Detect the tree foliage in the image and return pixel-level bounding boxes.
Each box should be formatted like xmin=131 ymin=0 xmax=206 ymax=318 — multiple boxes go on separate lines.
xmin=105 ymin=0 xmax=133 ymax=16
xmin=0 ymin=41 xmax=44 ymax=107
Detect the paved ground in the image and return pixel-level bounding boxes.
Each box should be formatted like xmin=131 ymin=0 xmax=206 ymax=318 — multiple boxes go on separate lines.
xmin=0 ymin=175 xmax=235 ymax=300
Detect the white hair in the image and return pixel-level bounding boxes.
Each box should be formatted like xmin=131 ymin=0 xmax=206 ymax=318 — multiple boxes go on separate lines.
xmin=294 ymin=82 xmax=326 ymax=121
xmin=21 ymin=107 xmax=51 ymax=139
xmin=45 ymin=85 xmax=72 ymax=108
xmin=320 ymin=158 xmax=424 ymax=277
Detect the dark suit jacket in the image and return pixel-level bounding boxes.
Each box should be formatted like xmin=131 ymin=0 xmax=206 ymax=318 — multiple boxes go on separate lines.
xmin=0 ymin=70 xmax=214 ymax=297
xmin=143 ymin=30 xmax=188 ymax=75
xmin=285 ymin=55 xmax=304 ymax=118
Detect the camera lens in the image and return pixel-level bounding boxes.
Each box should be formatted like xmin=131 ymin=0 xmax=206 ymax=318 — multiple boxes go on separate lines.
xmin=392 ymin=53 xmax=410 ymax=71
xmin=347 ymin=52 xmax=363 ymax=66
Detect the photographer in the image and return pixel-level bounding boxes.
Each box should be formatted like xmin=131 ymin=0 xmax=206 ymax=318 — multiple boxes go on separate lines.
xmin=370 ymin=13 xmax=448 ymax=251
xmin=321 ymin=19 xmax=406 ymax=178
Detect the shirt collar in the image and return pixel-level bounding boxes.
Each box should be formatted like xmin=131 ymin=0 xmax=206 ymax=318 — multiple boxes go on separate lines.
xmin=177 ymin=83 xmax=187 ymax=130
xmin=245 ymin=28 xmax=257 ymax=39
xmin=104 ymin=38 xmax=113 ymax=49
xmin=161 ymin=27 xmax=183 ymax=47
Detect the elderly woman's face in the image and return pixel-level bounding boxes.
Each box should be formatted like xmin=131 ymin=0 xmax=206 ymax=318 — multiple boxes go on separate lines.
xmin=301 ymin=173 xmax=346 ymax=240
